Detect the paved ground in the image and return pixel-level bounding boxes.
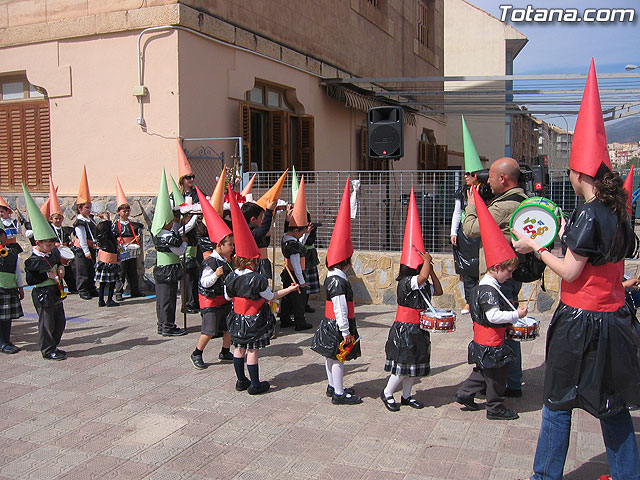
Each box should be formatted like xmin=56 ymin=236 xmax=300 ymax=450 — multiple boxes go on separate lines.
xmin=1 ymin=291 xmax=638 ymax=480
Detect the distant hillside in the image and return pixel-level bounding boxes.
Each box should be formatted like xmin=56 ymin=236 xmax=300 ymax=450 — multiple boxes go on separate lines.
xmin=606 ymin=116 xmax=640 ymax=144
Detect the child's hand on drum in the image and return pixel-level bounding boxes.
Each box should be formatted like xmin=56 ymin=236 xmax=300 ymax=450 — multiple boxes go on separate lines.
xmin=517 ymin=305 xmax=528 ymax=318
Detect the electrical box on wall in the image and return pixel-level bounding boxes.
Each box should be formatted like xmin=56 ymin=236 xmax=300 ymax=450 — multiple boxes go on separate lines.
xmin=132 ymin=85 xmax=147 ymax=97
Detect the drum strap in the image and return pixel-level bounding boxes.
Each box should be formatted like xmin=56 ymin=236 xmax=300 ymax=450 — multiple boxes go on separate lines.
xmin=117 ymin=221 xmax=139 ymax=246
xmin=488 ymin=284 xmax=518 ymax=312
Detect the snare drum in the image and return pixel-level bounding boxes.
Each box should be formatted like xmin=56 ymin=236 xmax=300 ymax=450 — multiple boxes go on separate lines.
xmin=510 ymin=197 xmax=562 ymax=248
xmin=118 ymin=243 xmax=140 ymax=261
xmin=506 ymin=316 xmax=539 ymax=341
xmin=58 ymin=246 xmax=75 ymax=266
xmin=419 ymin=309 xmax=456 ymax=333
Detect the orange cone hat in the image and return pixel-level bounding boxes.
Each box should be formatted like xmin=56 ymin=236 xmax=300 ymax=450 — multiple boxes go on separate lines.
xmin=115 ymin=177 xmax=129 ymax=209
xmin=210 ymin=168 xmax=226 ymax=216
xmin=569 ymin=59 xmax=612 ymax=177
xmin=400 ymin=188 xmax=426 ymax=269
xmin=177 ymin=139 xmax=194 ymax=180
xmin=326 ymin=178 xmax=354 ymax=268
xmin=228 ymin=185 xmax=260 ymax=259
xmin=48 ymin=175 xmax=62 ymax=216
xmin=472 ymin=186 xmax=515 ymax=269
xmin=623 ymin=165 xmax=634 ymax=215
xmin=240 ymin=173 xmax=257 ymax=197
xmin=77 ymin=165 xmax=91 ymax=204
xmin=0 ymin=195 xmax=12 ymax=214
xmin=256 ymin=169 xmax=289 ymax=209
xmin=40 ymin=197 xmax=51 ymax=218
xmin=290 ymin=175 xmax=307 ymax=227
xmin=196 ymin=186 xmax=231 ymax=244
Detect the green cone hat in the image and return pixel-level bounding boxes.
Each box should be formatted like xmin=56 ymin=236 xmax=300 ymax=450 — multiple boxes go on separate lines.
xmin=462 ymin=116 xmax=483 ymax=173
xmin=291 ymin=165 xmax=299 ymax=203
xmin=151 ymin=169 xmax=176 ymax=236
xmin=169 ymin=175 xmax=185 ymax=207
xmin=22 ymin=184 xmax=56 ymax=241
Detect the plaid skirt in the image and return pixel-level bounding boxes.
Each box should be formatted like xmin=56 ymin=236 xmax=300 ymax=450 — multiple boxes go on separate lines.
xmin=384 ymin=321 xmax=431 ymax=377
xmin=305 ymin=265 xmax=320 ymax=294
xmin=0 ymin=288 xmax=23 ymax=321
xmin=94 ymin=261 xmax=120 ymax=283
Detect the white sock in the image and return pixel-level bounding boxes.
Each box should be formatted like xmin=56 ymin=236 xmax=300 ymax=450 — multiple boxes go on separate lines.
xmin=325 ymin=358 xmax=334 ymax=388
xmin=331 ymin=361 xmax=345 ymax=395
xmin=383 ymin=374 xmax=403 ymax=401
xmin=402 ymin=376 xmax=415 ymax=399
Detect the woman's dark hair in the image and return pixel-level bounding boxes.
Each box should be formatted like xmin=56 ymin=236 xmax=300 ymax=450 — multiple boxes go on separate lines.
xmin=234 ymin=256 xmax=259 ymax=270
xmin=241 ymin=202 xmax=264 ymax=223
xmin=396 ymin=264 xmax=421 ymax=281
xmin=593 ymin=164 xmax=628 ymax=223
xmin=326 ymin=257 xmax=351 ymax=270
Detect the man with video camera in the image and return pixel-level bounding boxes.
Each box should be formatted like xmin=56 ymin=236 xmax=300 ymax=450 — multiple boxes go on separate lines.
xmin=462 ymin=156 xmax=527 ymax=398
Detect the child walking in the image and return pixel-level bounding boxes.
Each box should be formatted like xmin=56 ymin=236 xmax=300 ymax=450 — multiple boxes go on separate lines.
xmin=94 ymin=218 xmax=120 ymax=307
xmin=381 ymin=188 xmax=443 ymax=411
xmin=0 ymin=223 xmax=24 ymax=354
xmin=226 ymin=186 xmax=299 ymax=394
xmin=311 ymin=178 xmax=362 ymax=405
xmin=455 ymin=186 xmax=526 ymax=420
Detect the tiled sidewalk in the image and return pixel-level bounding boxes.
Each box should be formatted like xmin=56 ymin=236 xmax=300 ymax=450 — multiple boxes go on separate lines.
xmin=0 ymin=294 xmax=636 ymax=479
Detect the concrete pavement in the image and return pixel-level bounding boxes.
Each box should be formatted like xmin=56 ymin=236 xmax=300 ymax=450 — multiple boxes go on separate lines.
xmin=0 ymin=292 xmax=637 ymax=480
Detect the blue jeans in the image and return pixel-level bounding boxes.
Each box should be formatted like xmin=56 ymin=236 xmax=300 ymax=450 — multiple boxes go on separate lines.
xmin=531 ymin=406 xmax=640 ymax=480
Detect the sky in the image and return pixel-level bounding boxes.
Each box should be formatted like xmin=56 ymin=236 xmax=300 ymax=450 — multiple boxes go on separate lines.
xmin=466 ymin=0 xmax=640 ymax=128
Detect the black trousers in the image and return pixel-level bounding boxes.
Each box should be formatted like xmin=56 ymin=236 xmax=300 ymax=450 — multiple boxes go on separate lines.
xmin=0 ymin=320 xmax=12 ymax=345
xmin=280 ymin=271 xmax=307 ymax=327
xmin=74 ymin=250 xmax=97 ymax=294
xmin=35 ymin=303 xmax=66 ymax=355
xmin=156 ymin=281 xmax=178 ymax=333
xmin=63 ymin=264 xmax=77 ymax=293
xmin=180 ymin=263 xmax=200 ymax=310
xmin=462 ymin=275 xmax=479 ymax=306
xmin=457 ymin=364 xmax=509 ymax=414
xmin=116 ymin=258 xmax=141 ymax=296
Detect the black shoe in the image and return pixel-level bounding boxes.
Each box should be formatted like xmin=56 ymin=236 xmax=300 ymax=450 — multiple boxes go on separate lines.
xmin=162 ymin=328 xmax=187 ymax=337
xmin=130 ymin=292 xmax=146 ymax=298
xmin=326 ymin=385 xmax=355 ymax=398
xmin=380 ymin=391 xmax=400 ymax=412
xmin=455 ymin=394 xmax=480 ymax=411
xmin=247 ymin=381 xmax=270 ymax=395
xmin=487 ymin=407 xmax=519 ymax=420
xmin=182 ymin=307 xmax=199 ymax=314
xmin=235 ymin=378 xmax=251 ymax=391
xmin=294 ymin=322 xmax=313 ymax=331
xmin=90 ymin=290 xmax=100 ymax=297
xmin=98 ymin=299 xmax=106 ymax=307
xmin=67 ymin=290 xmax=79 ymax=294
xmin=106 ymin=300 xmax=120 ymax=307
xmin=115 ymin=293 xmax=123 ymax=302
xmin=332 ymin=392 xmax=362 ymax=405
xmin=504 ymin=388 xmax=523 ymax=398
xmin=190 ymin=353 xmax=207 ymax=370
xmin=304 ymin=304 xmax=315 ymax=313
xmin=43 ymin=351 xmax=66 ymax=361
xmin=55 ymin=349 xmax=66 ymax=355
xmin=79 ymin=292 xmax=92 ymax=300
xmin=218 ymin=351 xmax=234 ymax=361
xmin=401 ymin=396 xmax=424 ymax=409
xmin=1 ymin=343 xmax=20 ymax=354
xmin=280 ymin=321 xmax=294 ymax=328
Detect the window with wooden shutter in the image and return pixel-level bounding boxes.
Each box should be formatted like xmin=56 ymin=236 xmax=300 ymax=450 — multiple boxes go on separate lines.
xmin=418 ymin=141 xmax=448 ymax=170
xmin=299 ymin=115 xmax=314 ymax=171
xmin=240 ymin=102 xmax=251 ymax=172
xmin=268 ymin=110 xmax=287 ymax=171
xmin=0 ymin=101 xmax=51 ymax=192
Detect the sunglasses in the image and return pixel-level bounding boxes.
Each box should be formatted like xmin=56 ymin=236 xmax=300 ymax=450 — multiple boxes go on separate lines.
xmin=566 ymin=169 xmax=572 ymax=176
xmin=183 ymin=175 xmax=195 ymax=180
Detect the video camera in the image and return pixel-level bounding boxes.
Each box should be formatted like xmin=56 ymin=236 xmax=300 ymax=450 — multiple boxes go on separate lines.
xmin=474 ymin=158 xmax=549 ymax=202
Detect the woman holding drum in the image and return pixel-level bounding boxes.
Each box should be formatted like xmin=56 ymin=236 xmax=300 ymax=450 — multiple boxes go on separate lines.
xmin=512 ymin=60 xmax=640 ymax=480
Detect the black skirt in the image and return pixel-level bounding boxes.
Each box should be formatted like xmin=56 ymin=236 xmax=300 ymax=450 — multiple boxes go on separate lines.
xmin=543 ymin=302 xmax=640 ymax=418
xmin=227 ymin=303 xmax=274 ymax=349
xmin=467 ymin=341 xmax=514 ymax=370
xmin=311 ymin=317 xmax=361 ymax=361
xmin=384 ymin=322 xmax=431 ymax=377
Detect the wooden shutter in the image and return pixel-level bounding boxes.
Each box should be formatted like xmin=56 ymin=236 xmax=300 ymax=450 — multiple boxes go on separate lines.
xmin=299 ymin=115 xmax=314 ymax=171
xmin=268 ymin=110 xmax=287 ymax=171
xmin=360 ymin=127 xmax=368 ymax=170
xmin=0 ymin=101 xmax=51 ymax=191
xmin=239 ymin=102 xmax=251 ymax=172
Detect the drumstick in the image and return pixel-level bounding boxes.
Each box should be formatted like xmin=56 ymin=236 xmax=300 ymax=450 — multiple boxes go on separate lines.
xmin=524 ymin=283 xmax=538 ymax=310
xmin=283 ymin=264 xmax=301 ymax=294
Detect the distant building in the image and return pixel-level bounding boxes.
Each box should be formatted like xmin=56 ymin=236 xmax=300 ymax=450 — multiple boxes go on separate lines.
xmin=533 ymin=118 xmax=573 ymax=170
xmin=608 ymin=142 xmax=640 ymax=166
xmin=511 ymin=109 xmax=539 ymax=165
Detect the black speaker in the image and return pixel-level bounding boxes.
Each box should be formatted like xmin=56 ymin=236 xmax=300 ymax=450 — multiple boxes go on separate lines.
xmin=368 ymin=106 xmax=403 ymax=160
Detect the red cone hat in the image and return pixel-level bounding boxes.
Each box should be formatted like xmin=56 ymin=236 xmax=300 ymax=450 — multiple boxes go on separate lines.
xmin=228 ymin=185 xmax=260 ymax=259
xmin=472 ymin=186 xmax=515 ymax=269
xmin=623 ymin=165 xmax=634 ymax=215
xmin=210 ymin=167 xmax=226 ymax=216
xmin=0 ymin=194 xmax=12 ymax=214
xmin=569 ymin=59 xmax=612 ymax=176
xmin=326 ymin=178 xmax=354 ymax=268
xmin=48 ymin=175 xmax=62 ymax=216
xmin=400 ymin=188 xmax=426 ymax=269
xmin=177 ymin=139 xmax=194 ymax=181
xmin=115 ymin=177 xmax=129 ymax=209
xmin=40 ymin=197 xmax=51 ymax=218
xmin=77 ymin=165 xmax=91 ymax=204
xmin=240 ymin=173 xmax=256 ymax=197
xmin=196 ymin=186 xmax=231 ymax=244
xmin=289 ymin=175 xmax=307 ymax=227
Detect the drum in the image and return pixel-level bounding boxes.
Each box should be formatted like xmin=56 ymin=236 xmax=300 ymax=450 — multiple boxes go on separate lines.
xmin=509 ymin=197 xmax=562 ymax=248
xmin=58 ymin=246 xmax=75 ymax=266
xmin=419 ymin=309 xmax=456 ymax=333
xmin=118 ymin=243 xmax=140 ymax=261
xmin=506 ymin=316 xmax=539 ymax=341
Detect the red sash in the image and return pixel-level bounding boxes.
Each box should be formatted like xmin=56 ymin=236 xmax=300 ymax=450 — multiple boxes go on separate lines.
xmin=561 ymin=261 xmax=625 ymax=312
xmin=98 ymin=250 xmax=118 ymax=264
xmin=395 ymin=305 xmax=421 ymax=324
xmin=198 ymin=294 xmax=228 ymax=308
xmin=473 ymin=323 xmax=505 ymax=347
xmin=233 ymin=297 xmax=265 ymax=315
xmin=324 ymin=300 xmax=355 ymax=319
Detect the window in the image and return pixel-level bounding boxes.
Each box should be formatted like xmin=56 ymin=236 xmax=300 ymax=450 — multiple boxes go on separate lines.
xmin=1 ymin=77 xmax=46 ymax=102
xmin=416 ymin=0 xmax=431 ymax=48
